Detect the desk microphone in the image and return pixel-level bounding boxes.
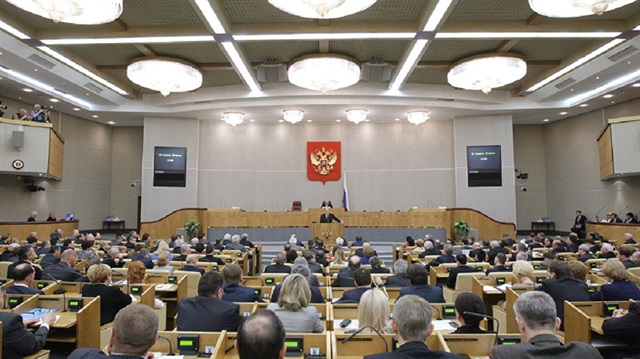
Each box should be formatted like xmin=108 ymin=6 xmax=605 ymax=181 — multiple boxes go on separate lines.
xmin=463 ymin=312 xmax=499 ymax=345
xmin=157 ymin=335 xmax=174 ymax=355
xmin=341 ymin=325 xmax=389 ymax=353
xmin=44 ymin=273 xmax=67 ymax=312
xmin=616 ymin=207 xmax=628 ymax=219
xmin=595 ymin=206 xmax=605 ymax=222
xmin=430 ymin=304 xmax=442 ymax=320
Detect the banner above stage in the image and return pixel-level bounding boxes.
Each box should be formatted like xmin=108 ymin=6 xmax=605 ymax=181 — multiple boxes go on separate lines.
xmin=307 ymin=141 xmax=341 ymax=184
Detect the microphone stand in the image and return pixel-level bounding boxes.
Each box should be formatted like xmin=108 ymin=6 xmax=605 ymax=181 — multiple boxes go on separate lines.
xmin=44 ymin=273 xmax=67 ymax=312
xmin=463 ymin=311 xmax=499 ymax=345
xmin=157 ymin=335 xmax=175 ymax=355
xmin=341 ymin=325 xmax=389 ymax=353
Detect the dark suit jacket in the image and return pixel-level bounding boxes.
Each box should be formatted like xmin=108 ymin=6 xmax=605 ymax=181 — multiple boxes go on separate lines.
xmin=81 ymin=284 xmax=132 ymax=325
xmin=491 ymin=334 xmax=603 ymax=359
xmin=332 ymin=268 xmax=356 ymax=287
xmin=178 ymin=265 xmax=205 ymax=274
xmin=0 ymin=311 xmax=49 ymax=359
xmin=222 ymin=283 xmax=263 ymax=302
xmin=602 ymin=301 xmax=640 ymax=345
xmin=385 ymin=273 xmax=411 ymax=287
xmin=577 ymin=253 xmax=594 ymax=262
xmin=7 ymin=259 xmax=42 ymax=280
xmin=6 ymin=284 xmax=44 ymax=295
xmin=42 ymin=261 xmax=82 ymax=281
xmin=102 ymin=256 xmax=125 ymax=268
xmin=435 ymin=254 xmax=456 ymax=264
xmin=319 ymin=213 xmax=341 ymax=223
xmin=69 ymin=348 xmax=146 ymax=359
xmin=336 ymin=287 xmax=371 ymax=303
xmin=419 ymin=248 xmax=442 ymax=258
xmin=270 ymin=284 xmax=325 ymax=304
xmin=599 ymin=252 xmax=616 ymax=259
xmin=590 ymin=280 xmax=640 ymax=301
xmin=485 ymin=265 xmax=510 ymax=276
xmin=398 ymin=284 xmax=444 ymax=303
xmin=177 ymin=296 xmax=243 ymax=331
xmin=308 ymin=261 xmax=324 ymax=274
xmin=133 ymin=257 xmax=154 ymax=269
xmin=364 ymin=341 xmax=461 ymax=359
xmin=446 ymin=265 xmax=478 ymax=289
xmin=199 ymin=254 xmax=224 ymax=265
xmin=488 ymin=247 xmax=508 ymax=263
xmin=536 ymin=277 xmax=590 ymax=329
xmin=264 ymin=263 xmax=291 ymax=274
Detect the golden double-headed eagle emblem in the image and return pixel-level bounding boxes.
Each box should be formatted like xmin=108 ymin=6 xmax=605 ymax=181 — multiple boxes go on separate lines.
xmin=310 ymin=146 xmax=338 ymax=176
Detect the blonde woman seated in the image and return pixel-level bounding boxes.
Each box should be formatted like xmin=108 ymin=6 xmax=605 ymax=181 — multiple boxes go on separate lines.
xmin=411 ymin=239 xmax=426 ymax=254
xmin=330 ymin=248 xmax=347 ymax=266
xmin=512 ymin=260 xmax=537 ymax=287
xmin=266 ymin=274 xmax=324 ymax=333
xmin=153 ymin=252 xmax=174 ymax=274
xmin=128 ymin=261 xmax=165 ymax=308
xmin=152 ymin=240 xmax=173 ymax=261
xmin=353 ymin=288 xmax=392 ymax=334
xmin=81 ymin=264 xmax=132 ymax=325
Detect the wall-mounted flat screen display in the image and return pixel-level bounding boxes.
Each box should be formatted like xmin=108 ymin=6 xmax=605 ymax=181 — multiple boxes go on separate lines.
xmin=467 ymin=145 xmax=502 ymax=187
xmin=153 ymin=146 xmax=186 ymax=187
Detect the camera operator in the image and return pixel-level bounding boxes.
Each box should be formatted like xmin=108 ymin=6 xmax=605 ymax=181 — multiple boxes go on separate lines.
xmin=12 ymin=109 xmax=29 ymax=121
xmin=30 ymin=104 xmax=46 ymax=123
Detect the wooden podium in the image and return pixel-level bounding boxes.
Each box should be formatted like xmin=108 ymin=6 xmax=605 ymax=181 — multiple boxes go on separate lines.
xmin=310 ymin=222 xmax=344 ymax=247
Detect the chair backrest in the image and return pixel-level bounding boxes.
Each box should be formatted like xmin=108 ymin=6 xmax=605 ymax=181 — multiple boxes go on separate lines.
xmin=175 ymin=271 xmax=202 ymax=297
xmin=456 ymin=272 xmax=486 ymax=291
xmin=292 ymin=201 xmax=302 ymax=211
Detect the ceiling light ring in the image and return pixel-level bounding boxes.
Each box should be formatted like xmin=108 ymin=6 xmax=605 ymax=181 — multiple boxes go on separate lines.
xmin=528 ymin=0 xmax=636 ymax=17
xmin=288 ymin=53 xmax=361 ymax=94
xmin=5 ymin=0 xmax=123 ymax=25
xmin=346 ymin=108 xmax=368 ymax=124
xmin=127 ymin=56 xmax=203 ymax=97
xmin=283 ymin=109 xmax=305 ymax=124
xmin=448 ymin=52 xmax=527 ymax=94
xmin=406 ymin=110 xmax=430 ymax=125
xmin=268 ymin=0 xmax=377 ymax=19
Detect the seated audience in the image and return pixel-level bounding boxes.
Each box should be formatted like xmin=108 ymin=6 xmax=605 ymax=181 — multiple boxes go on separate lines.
xmin=222 ymin=263 xmax=263 ymax=302
xmin=356 ymin=288 xmax=391 ymax=334
xmin=330 ymin=247 xmax=348 ymax=265
xmin=360 ymin=244 xmax=376 ymax=265
xmin=81 ymin=264 xmax=131 ymax=325
xmin=602 ymin=301 xmax=640 ymax=346
xmin=432 ymin=244 xmax=455 ymax=265
xmin=264 ymin=253 xmax=292 ymax=274
xmin=332 ymin=255 xmax=361 ymax=287
xmin=103 ymin=248 xmax=125 ymax=268
xmin=486 ymin=253 xmax=509 ymax=275
xmin=151 ymin=240 xmax=172 ymax=261
xmin=266 ymin=274 xmax=324 ymax=333
xmin=591 ymin=260 xmax=640 ymax=301
xmin=174 ymin=243 xmax=191 ymax=261
xmin=364 ymin=295 xmax=458 ymax=359
xmin=491 ymin=291 xmax=603 ymax=359
xmin=385 ymin=259 xmax=410 ymax=287
xmin=270 ymin=265 xmax=325 ymax=303
xmin=153 ymin=252 xmax=174 ymax=273
xmin=446 ymin=254 xmax=477 ymax=289
xmin=42 ymin=249 xmax=82 ymax=281
xmin=511 ymin=260 xmax=537 ymax=287
xmin=576 ymin=244 xmax=594 ymax=262
xmin=7 ymin=245 xmax=42 ymax=280
xmin=303 ymin=250 xmax=324 ymax=274
xmin=178 ymin=254 xmax=205 ymax=274
xmin=411 ymin=239 xmax=426 ymax=253
xmin=235 ymin=310 xmax=286 ymax=359
xmin=618 ymin=245 xmax=638 ymax=268
xmin=536 ymin=260 xmax=590 ymax=330
xmin=177 ymin=271 xmax=243 ymax=331
xmin=398 ymin=264 xmax=444 ymax=303
xmin=285 ymin=249 xmax=298 ymax=264
xmin=488 ymin=240 xmax=508 ymax=263
xmin=77 ymin=240 xmax=100 ymax=261
xmin=451 ymin=292 xmax=488 ymax=334
xmin=418 ymin=240 xmax=442 ymax=258
xmin=127 ymin=260 xmax=147 ymax=284
xmin=568 ymin=260 xmax=589 ymax=282
xmin=510 ymin=243 xmax=533 ymax=261
xmin=599 ymin=243 xmax=616 ymax=259
xmin=199 ymin=244 xmax=224 ymax=265
xmin=226 ymin=234 xmax=247 ymax=252
xmin=336 ymin=268 xmax=373 ymax=303
xmin=469 ymin=241 xmax=486 ymax=262
xmin=0 ymin=286 xmax=55 ymax=358
xmin=369 ymin=256 xmax=390 ymax=274
xmin=402 ymin=236 xmax=415 ymax=248
xmin=6 ymin=263 xmax=44 ymax=295
xmin=68 ymin=304 xmax=158 ymax=359
xmin=623 ymin=233 xmax=636 ymax=245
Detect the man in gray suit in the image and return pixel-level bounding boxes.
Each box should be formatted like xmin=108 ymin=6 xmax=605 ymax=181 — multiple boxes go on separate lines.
xmin=491 ymin=291 xmax=603 ymax=359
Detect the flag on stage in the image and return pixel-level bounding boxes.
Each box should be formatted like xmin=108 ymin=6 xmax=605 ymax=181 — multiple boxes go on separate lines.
xmin=342 ymin=170 xmax=350 ymax=212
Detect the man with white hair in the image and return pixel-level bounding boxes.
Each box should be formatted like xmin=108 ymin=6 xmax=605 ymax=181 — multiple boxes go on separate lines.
xmin=178 ymin=254 xmax=205 ymax=274
xmin=577 ymin=244 xmax=594 ymax=262
xmin=226 ymin=234 xmax=246 ymax=252
xmin=623 ymin=233 xmax=636 ymax=245
xmin=223 ymin=233 xmax=232 ymax=245
xmin=385 ymin=259 xmax=411 ymax=287
xmin=103 ymin=248 xmax=125 ymax=268
xmin=419 ymin=241 xmax=441 ymax=258
xmin=0 ymin=243 xmax=20 ymax=262
xmin=599 ymin=243 xmax=616 ymax=259
xmin=491 ymin=291 xmax=602 ymax=359
xmin=288 ymin=237 xmax=301 ymax=251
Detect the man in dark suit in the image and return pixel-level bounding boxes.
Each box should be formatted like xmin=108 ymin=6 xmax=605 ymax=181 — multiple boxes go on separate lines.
xmin=602 ymin=301 xmax=640 ymax=346
xmin=7 ymin=246 xmax=42 ymax=280
xmin=487 ymin=241 xmax=508 ymax=264
xmin=485 ymin=253 xmax=510 ymax=276
xmin=39 ymin=246 xmax=61 ymax=269
xmin=239 ymin=233 xmax=255 ymax=248
xmin=570 ymin=210 xmax=588 ymax=237
xmin=222 ymin=263 xmax=263 ymax=302
xmin=623 ymin=233 xmax=637 ymax=245
xmin=177 ymin=255 xmax=205 ymax=274
xmin=418 ymin=241 xmax=442 ymax=258
xmin=264 ymin=253 xmax=292 ymax=274
xmin=336 ymin=268 xmax=372 ymax=303
xmin=536 ymin=260 xmax=590 ymax=330
xmin=609 ymin=212 xmax=623 ymax=223
xmin=319 ymin=208 xmax=341 ymax=223
xmin=199 ymin=244 xmax=225 ymax=265
xmin=332 ymin=255 xmax=361 ymax=287
xmin=303 ymin=251 xmax=324 ymax=274
xmin=35 ymin=240 xmax=51 ymax=256
xmin=425 ymin=244 xmax=455 ymax=269
xmin=599 ymin=243 xmax=616 ymax=259
xmin=131 ymin=248 xmax=154 ymax=269
xmin=623 ymin=212 xmax=638 ymax=224
xmin=0 ymin=243 xmax=19 ymax=262
xmin=385 ymin=259 xmax=411 ymax=287
xmin=509 ymin=243 xmax=533 ymax=262
xmin=102 ymin=248 xmax=125 ymax=268
xmin=236 ymin=310 xmax=286 ymax=359
xmin=397 ymin=264 xmax=444 ymax=303
xmin=42 ymin=249 xmax=82 ymax=281
xmin=491 ymin=291 xmax=603 ymax=359
xmin=177 ymin=271 xmax=243 ymax=331
xmin=576 ymin=244 xmax=594 ymax=263
xmin=6 ymin=263 xmax=44 ymax=295
xmin=364 ymin=295 xmax=459 ymax=359
xmin=446 ymin=254 xmax=478 ymax=289
xmin=68 ymin=304 xmax=158 ymax=359
xmin=270 ymin=265 xmax=325 ymax=303
xmin=0 ymin=287 xmax=55 ymax=359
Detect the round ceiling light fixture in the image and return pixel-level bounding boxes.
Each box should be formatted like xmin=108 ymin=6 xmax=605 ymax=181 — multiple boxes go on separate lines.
xmin=222 ymin=112 xmax=244 ymax=126
xmin=283 ymin=110 xmax=304 ymax=124
xmin=448 ymin=53 xmax=527 ymax=94
xmin=267 ymin=0 xmax=377 ymax=19
xmin=406 ymin=111 xmax=430 ymax=125
xmin=288 ymin=54 xmax=361 ymax=94
xmin=346 ymin=109 xmax=367 ymax=124
xmin=127 ymin=57 xmax=203 ymax=97
xmin=6 ymin=0 xmax=123 ymax=24
xmin=529 ymin=0 xmax=637 ymax=17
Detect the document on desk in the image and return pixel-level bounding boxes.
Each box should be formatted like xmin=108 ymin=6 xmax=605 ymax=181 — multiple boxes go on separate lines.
xmin=156 ymin=284 xmax=173 ymax=290
xmin=35 ymin=315 xmax=60 ymax=326
xmin=432 ymin=320 xmax=456 ymax=331
xmin=155 ymin=355 xmax=184 ymax=359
